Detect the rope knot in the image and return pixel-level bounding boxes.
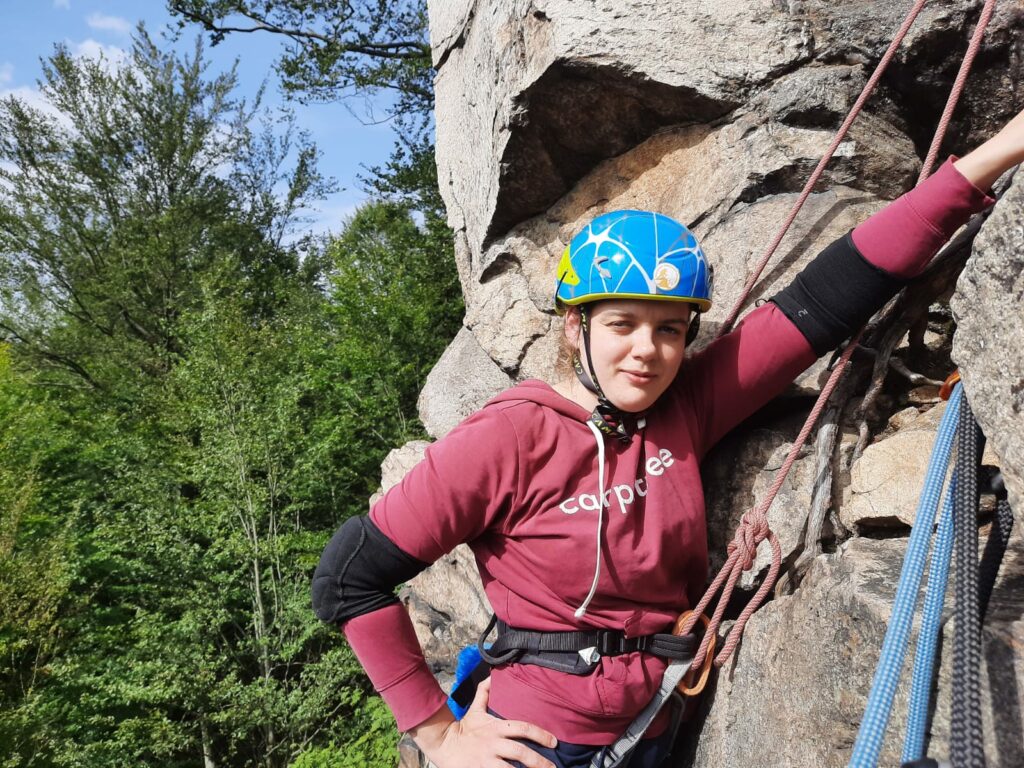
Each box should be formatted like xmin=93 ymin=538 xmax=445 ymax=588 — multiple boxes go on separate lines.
xmin=726 ymin=509 xmax=770 ymax=570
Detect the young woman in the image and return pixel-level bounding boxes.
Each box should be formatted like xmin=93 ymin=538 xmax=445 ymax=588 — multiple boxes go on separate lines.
xmin=313 ymin=109 xmax=1024 ymax=768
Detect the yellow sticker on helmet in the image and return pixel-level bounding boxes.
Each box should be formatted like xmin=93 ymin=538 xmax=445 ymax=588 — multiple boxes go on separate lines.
xmin=654 ymin=262 xmax=680 ymax=291
xmin=557 ymin=246 xmax=581 ymax=287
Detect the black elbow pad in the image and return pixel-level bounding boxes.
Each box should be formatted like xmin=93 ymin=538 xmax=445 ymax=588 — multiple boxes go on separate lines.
xmin=770 ymin=232 xmax=906 ymax=356
xmin=312 ymin=515 xmax=429 ymax=625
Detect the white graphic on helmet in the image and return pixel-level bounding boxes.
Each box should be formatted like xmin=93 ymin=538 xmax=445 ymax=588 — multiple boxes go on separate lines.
xmin=581 ymin=215 xmax=655 ymax=293
xmin=579 ymin=211 xmax=709 ymax=299
xmin=652 ymin=209 xmax=709 ymax=298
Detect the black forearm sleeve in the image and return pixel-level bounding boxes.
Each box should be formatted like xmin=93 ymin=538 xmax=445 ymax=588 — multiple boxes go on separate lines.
xmin=311 ymin=515 xmax=429 ymax=625
xmin=770 ymin=232 xmax=906 ymax=356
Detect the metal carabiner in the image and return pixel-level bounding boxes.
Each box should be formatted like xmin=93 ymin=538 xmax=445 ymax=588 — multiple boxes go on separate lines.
xmin=672 ymin=610 xmax=715 ymax=696
xmin=938 ymin=370 xmax=960 ymax=401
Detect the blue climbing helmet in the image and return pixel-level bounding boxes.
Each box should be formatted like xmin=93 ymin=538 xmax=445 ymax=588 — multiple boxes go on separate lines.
xmin=555 ymin=209 xmax=712 ymax=313
xmin=554 ymin=210 xmax=714 ymax=443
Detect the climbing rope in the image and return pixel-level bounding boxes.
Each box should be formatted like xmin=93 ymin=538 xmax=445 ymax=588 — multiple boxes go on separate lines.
xmin=919 ymin=0 xmax=999 ymax=184
xmin=678 ymin=0 xmax=997 ymax=672
xmin=902 ymin=473 xmax=958 ymax=763
xmin=978 ymin=496 xmax=1014 ymax=624
xmin=946 ymin=396 xmax=1013 ymax=768
xmin=715 ymin=0 xmax=931 ymax=338
xmin=852 ymin=381 xmax=1016 ymax=768
xmin=951 ymin=395 xmax=986 ymax=768
xmin=848 ymin=385 xmax=963 ymax=768
xmin=680 ymin=333 xmax=860 ymax=670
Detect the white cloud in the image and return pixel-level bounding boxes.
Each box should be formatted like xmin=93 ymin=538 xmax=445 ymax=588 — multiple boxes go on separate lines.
xmin=0 ymin=63 xmax=13 ymax=85
xmin=0 ymin=84 xmax=68 ymax=126
xmin=70 ymin=39 xmax=129 ymax=70
xmin=53 ymin=0 xmax=70 ymax=8
xmin=86 ymin=12 xmax=132 ymax=36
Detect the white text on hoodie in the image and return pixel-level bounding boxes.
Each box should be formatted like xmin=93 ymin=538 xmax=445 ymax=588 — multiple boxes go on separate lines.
xmin=557 ymin=448 xmax=675 ymax=515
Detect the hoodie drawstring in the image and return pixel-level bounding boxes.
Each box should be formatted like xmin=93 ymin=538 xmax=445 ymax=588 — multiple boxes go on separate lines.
xmin=575 ymin=420 xmax=607 ymax=618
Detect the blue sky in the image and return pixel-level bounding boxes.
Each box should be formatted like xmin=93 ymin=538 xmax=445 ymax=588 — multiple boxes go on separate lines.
xmin=0 ymin=0 xmax=399 ymax=238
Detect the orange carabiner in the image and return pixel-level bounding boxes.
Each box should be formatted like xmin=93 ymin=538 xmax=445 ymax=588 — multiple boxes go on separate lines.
xmin=672 ymin=610 xmax=715 ymax=696
xmin=939 ymin=370 xmax=961 ymax=401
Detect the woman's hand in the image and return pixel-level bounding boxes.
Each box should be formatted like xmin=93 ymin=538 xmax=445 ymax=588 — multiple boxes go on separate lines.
xmin=409 ymin=677 xmax=560 ymax=768
xmin=954 ymin=106 xmax=1024 ymax=190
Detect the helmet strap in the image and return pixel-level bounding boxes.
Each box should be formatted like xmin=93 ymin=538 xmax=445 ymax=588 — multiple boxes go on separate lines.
xmin=572 ymin=306 xmax=636 ymax=442
xmin=686 ymin=310 xmax=701 ymax=345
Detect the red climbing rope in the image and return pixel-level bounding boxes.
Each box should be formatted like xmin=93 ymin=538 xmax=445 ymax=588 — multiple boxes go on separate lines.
xmin=680 ymin=332 xmax=861 ymax=669
xmin=680 ymin=0 xmax=997 ymax=672
xmin=919 ymin=0 xmax=997 ymax=183
xmin=715 ymin=0 xmax=931 ymax=339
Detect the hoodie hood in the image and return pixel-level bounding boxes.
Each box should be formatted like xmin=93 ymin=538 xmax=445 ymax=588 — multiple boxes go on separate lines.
xmin=487 ymin=379 xmax=649 ymax=436
xmin=486 ymin=379 xmax=592 ymax=420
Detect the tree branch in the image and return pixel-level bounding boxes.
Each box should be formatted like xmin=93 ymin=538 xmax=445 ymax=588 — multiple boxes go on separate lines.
xmin=0 ymin=320 xmax=103 ymax=390
xmin=171 ymin=5 xmax=427 ymax=59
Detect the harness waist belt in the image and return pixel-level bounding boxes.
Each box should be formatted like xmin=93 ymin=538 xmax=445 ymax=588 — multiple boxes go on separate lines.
xmin=478 ymin=614 xmax=696 ymax=670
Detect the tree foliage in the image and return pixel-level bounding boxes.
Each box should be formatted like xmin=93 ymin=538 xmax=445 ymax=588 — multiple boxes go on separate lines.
xmin=167 ymin=0 xmax=445 ymax=222
xmin=0 ymin=26 xmax=461 ymax=767
xmin=0 ymin=30 xmax=326 ymax=395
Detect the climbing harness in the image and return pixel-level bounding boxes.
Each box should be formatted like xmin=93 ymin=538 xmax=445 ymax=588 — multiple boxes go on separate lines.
xmin=849 ymin=380 xmax=1014 ymax=768
xmin=445 ymin=615 xmax=698 ymax=720
xmin=477 ymin=614 xmax=697 ymax=673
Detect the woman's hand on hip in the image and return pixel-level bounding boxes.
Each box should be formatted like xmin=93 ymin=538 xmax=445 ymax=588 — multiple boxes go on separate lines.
xmin=409 ymin=677 xmax=560 ymax=768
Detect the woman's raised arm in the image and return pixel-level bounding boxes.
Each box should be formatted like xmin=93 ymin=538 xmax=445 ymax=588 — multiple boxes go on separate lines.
xmin=954 ymin=107 xmax=1024 ymax=190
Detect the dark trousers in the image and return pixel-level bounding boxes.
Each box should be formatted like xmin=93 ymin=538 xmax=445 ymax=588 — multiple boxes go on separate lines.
xmin=489 ymin=710 xmax=674 ymax=768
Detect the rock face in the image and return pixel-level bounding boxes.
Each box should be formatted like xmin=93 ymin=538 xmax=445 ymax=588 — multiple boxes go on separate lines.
xmin=841 ymin=402 xmax=1002 ymax=531
xmin=429 ymin=0 xmax=1016 ymax=267
xmin=678 ymin=535 xmax=1024 ymax=768
xmin=379 ymin=1 xmax=1024 ymax=766
xmin=952 ymin=168 xmax=1024 ymax=514
xmin=417 ymin=327 xmax=512 ymax=439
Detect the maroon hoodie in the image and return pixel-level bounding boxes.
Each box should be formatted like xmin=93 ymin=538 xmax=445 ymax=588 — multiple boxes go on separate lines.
xmin=342 ymin=159 xmax=994 ymax=744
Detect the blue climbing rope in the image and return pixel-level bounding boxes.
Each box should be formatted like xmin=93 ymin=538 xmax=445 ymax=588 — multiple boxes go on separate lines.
xmin=848 ymin=384 xmax=962 ymax=768
xmin=901 ymin=471 xmax=957 ymax=763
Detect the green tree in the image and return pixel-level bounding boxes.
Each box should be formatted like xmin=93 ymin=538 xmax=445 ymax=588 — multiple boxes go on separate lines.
xmin=0 ymin=28 xmax=326 ymax=396
xmin=167 ymin=0 xmax=445 ymax=220
xmin=1 ymin=19 xmax=463 ymax=768
xmin=0 ymin=347 xmax=80 ymax=768
xmin=328 ymin=201 xmax=461 ymax=417
xmin=0 ymin=30 xmax=374 ymax=768
xmin=167 ymin=0 xmax=433 ymax=121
